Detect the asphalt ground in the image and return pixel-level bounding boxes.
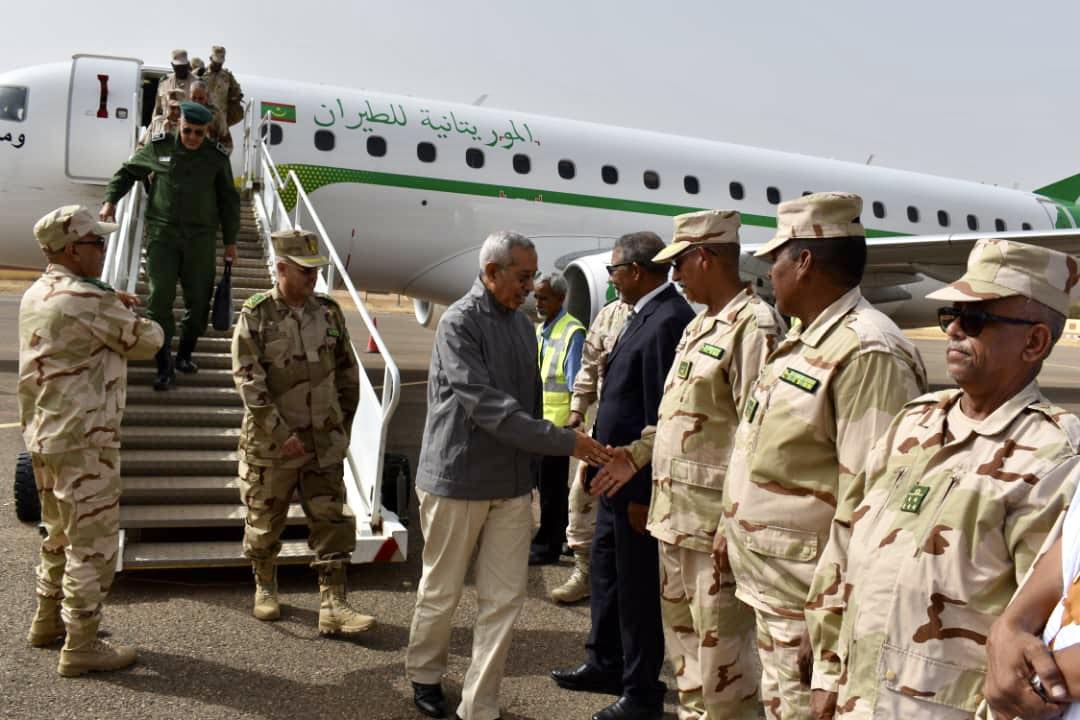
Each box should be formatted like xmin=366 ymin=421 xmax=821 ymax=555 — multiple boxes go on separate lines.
xmin=1 ymin=291 xmax=1079 ymax=720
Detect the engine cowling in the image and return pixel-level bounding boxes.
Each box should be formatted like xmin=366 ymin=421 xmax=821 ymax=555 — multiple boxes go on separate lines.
xmin=563 ymin=252 xmax=618 ymax=328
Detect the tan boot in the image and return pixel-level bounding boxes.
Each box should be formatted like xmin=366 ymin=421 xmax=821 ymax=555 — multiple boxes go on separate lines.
xmin=27 ymin=595 xmax=65 ymax=647
xmin=252 ymin=559 xmax=281 ymax=621
xmin=550 ymin=550 xmax=590 ymax=603
xmin=57 ymin=617 xmax=137 ymax=677
xmin=317 ymin=564 xmax=374 ymax=636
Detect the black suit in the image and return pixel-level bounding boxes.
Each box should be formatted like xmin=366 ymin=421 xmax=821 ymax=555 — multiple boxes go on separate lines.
xmin=586 ymin=284 xmax=693 ymax=709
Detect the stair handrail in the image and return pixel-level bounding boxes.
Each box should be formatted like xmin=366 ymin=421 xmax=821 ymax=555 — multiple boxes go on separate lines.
xmin=102 ymin=180 xmax=147 ymax=295
xmin=247 ymin=110 xmax=401 ymax=532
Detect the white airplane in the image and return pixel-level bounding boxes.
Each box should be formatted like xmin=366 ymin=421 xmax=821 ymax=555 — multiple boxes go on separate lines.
xmin=2 ymin=53 xmax=1079 ymax=328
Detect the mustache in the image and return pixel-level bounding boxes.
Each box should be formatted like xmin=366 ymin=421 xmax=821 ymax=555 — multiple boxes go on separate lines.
xmin=946 ymin=341 xmax=971 ymax=355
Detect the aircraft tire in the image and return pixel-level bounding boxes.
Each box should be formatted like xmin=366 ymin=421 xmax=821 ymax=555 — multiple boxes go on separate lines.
xmin=14 ymin=451 xmax=40 ymax=523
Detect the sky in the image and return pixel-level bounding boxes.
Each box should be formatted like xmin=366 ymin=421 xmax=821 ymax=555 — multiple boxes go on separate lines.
xmin=5 ymin=0 xmax=1079 ymax=191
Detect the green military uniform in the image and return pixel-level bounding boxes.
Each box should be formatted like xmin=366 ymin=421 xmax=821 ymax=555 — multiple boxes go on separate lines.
xmin=104 ymin=101 xmax=240 ymax=381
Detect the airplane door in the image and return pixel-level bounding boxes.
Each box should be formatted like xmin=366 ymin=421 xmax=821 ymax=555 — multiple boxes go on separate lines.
xmin=66 ymin=54 xmax=141 ymax=183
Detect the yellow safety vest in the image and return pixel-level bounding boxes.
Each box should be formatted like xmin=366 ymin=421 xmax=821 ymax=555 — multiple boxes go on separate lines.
xmin=537 ymin=311 xmax=585 ymax=427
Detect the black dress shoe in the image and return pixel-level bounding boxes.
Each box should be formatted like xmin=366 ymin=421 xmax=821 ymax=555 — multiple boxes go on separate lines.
xmin=550 ymin=663 xmax=622 ymax=695
xmin=592 ymin=696 xmax=662 ymax=720
xmin=412 ymin=681 xmax=447 ymax=719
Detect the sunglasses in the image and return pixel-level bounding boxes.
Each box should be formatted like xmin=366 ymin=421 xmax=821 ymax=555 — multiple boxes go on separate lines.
xmin=936 ymin=306 xmax=1041 ymax=337
xmin=181 ymin=127 xmax=206 ymax=137
xmin=605 ymin=261 xmax=635 ymax=276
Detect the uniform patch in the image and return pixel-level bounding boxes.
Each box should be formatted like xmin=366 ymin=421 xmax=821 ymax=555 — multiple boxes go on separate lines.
xmin=700 ymin=343 xmax=724 ymax=360
xmin=900 ymin=485 xmax=930 ymax=513
xmin=243 ymin=292 xmax=269 ymax=310
xmin=780 ymin=367 xmax=820 ymax=394
xmin=744 ymin=397 xmax=759 ymax=423
xmin=215 ymin=142 xmax=229 ymax=155
xmin=151 ymin=132 xmax=167 ymax=143
xmin=327 ymin=327 xmax=341 ymax=338
xmin=677 ymin=360 xmax=691 ymax=379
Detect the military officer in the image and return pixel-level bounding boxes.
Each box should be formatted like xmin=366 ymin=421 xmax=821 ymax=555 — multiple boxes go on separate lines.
xmin=190 ymin=57 xmax=205 ymax=78
xmin=20 ymin=206 xmax=164 ymax=676
xmin=551 ymin=294 xmax=632 ymax=603
xmin=592 ymin=210 xmax=784 ymax=719
xmin=231 ymin=228 xmax=374 ymax=636
xmin=137 ymin=90 xmax=182 ymax=148
xmin=722 ymin=192 xmax=928 ymax=719
xmin=189 ymin=80 xmax=232 ymax=154
xmin=100 ymin=101 xmax=240 ymax=391
xmin=806 ymin=239 xmax=1080 ymax=719
xmin=203 ymin=45 xmax=244 ymax=126
xmin=152 ymin=49 xmax=194 ymax=119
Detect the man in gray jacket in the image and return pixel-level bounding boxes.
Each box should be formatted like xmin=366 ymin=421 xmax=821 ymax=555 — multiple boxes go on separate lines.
xmin=407 ymin=231 xmax=611 ymax=720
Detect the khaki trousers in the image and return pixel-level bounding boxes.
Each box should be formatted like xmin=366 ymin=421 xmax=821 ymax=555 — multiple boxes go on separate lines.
xmin=406 ymin=490 xmax=532 ymax=720
xmin=566 ymin=459 xmax=596 ymax=551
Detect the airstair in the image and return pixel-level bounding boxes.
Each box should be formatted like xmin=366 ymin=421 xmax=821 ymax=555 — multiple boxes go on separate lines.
xmin=96 ymin=105 xmax=408 ymax=570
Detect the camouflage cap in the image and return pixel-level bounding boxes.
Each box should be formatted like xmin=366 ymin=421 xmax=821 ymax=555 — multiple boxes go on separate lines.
xmin=653 ymin=210 xmax=740 ymax=264
xmin=33 ymin=205 xmax=118 ymax=252
xmin=272 ymin=229 xmax=329 ymax=268
xmin=179 ymin=101 xmax=212 ymax=125
xmin=210 ymin=45 xmax=226 ymax=63
xmin=171 ymin=49 xmax=189 ymax=65
xmin=754 ymin=191 xmax=865 ymax=258
xmin=926 ymin=238 xmax=1079 ymax=316
xmin=190 ymin=57 xmax=205 ymax=72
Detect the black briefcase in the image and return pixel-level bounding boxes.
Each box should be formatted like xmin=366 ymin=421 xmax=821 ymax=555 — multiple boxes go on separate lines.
xmin=211 ymin=260 xmax=233 ymax=331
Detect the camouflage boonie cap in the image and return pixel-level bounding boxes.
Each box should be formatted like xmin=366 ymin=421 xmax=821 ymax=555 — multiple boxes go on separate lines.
xmin=171 ymin=49 xmax=189 ymax=65
xmin=33 ymin=205 xmax=118 ymax=252
xmin=272 ymin=228 xmax=329 ymax=268
xmin=210 ymin=45 xmax=226 ymax=63
xmin=653 ymin=210 xmax=741 ymax=264
xmin=927 ymin=238 xmax=1080 ymax=316
xmin=754 ymin=191 xmax=865 ymax=258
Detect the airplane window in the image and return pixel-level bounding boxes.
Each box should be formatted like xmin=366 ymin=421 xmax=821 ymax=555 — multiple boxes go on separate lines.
xmin=766 ymin=187 xmax=781 ymax=205
xmin=684 ymin=175 xmax=699 ymax=194
xmin=872 ymin=201 xmax=886 ymax=219
xmin=0 ymin=86 xmax=27 ymax=122
xmin=314 ymin=130 xmax=335 ymax=152
xmin=643 ymin=170 xmax=660 ymax=190
xmin=995 ymin=218 xmax=1007 ymax=231
xmin=602 ymin=165 xmax=619 ymax=185
xmin=1022 ymin=222 xmax=1033 ymax=230
xmin=366 ymin=136 xmax=386 ymax=157
xmin=937 ymin=210 xmax=950 ymax=228
xmin=513 ymin=154 xmax=531 ymax=174
xmin=729 ymin=181 xmax=744 ymax=200
xmin=558 ymin=159 xmax=575 ymax=179
xmin=907 ymin=206 xmax=920 ymax=223
xmin=417 ymin=142 xmax=437 ymax=163
xmin=802 ymin=191 xmax=813 ymax=197
xmin=260 ymin=123 xmax=283 ymax=146
xmin=966 ymin=214 xmax=979 ymax=231
xmin=466 ymin=148 xmax=485 ymax=169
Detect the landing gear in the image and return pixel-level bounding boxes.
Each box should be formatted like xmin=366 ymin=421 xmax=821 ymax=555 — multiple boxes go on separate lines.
xmin=14 ymin=451 xmax=40 ymax=523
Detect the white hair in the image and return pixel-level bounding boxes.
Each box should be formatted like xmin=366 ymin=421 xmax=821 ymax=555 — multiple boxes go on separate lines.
xmin=538 ymin=272 xmax=568 ymax=298
xmin=478 ymin=231 xmax=534 ymax=270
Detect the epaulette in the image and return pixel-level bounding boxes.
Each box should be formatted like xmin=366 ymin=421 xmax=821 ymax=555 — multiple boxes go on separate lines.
xmin=316 ymin=293 xmax=342 ymax=311
xmin=151 ymin=131 xmax=167 ymax=143
xmin=215 ymin=142 xmax=229 ymax=155
xmin=80 ymin=277 xmax=114 ymax=292
xmin=1029 ymin=402 xmax=1080 ymax=452
xmin=243 ymin=292 xmax=270 ymax=310
xmin=903 ymin=388 xmax=958 ymax=409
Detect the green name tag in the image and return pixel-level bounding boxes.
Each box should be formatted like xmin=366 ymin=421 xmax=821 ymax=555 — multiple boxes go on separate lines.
xmin=327 ymin=327 xmax=341 ymax=337
xmin=780 ymin=368 xmax=820 ymax=394
xmin=677 ymin=360 xmax=691 ymax=379
xmin=744 ymin=397 xmax=759 ymax=423
xmin=700 ymin=343 xmax=724 ymax=360
xmin=900 ymin=485 xmax=930 ymax=513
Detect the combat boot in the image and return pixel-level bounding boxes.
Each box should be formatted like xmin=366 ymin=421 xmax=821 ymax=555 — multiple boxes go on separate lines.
xmin=175 ymin=336 xmax=199 ymax=374
xmin=550 ymin=550 xmax=590 ymax=603
xmin=57 ymin=617 xmax=137 ymax=677
xmin=153 ymin=345 xmax=174 ymax=391
xmin=252 ymin=559 xmax=281 ymax=621
xmin=317 ymin=564 xmax=375 ymax=636
xmin=27 ymin=595 xmax=65 ymax=647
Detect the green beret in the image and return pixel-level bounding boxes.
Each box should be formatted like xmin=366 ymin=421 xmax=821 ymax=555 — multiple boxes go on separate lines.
xmin=179 ymin=101 xmax=212 ymax=125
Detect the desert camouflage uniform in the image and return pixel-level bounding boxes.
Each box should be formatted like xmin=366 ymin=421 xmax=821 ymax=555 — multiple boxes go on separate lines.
xmin=19 ymin=265 xmax=163 ymax=622
xmin=203 ymin=64 xmax=243 ymax=126
xmin=723 ymin=286 xmax=927 ymax=720
xmin=152 ymin=73 xmax=193 ymax=119
xmin=805 ymin=385 xmax=1080 ymax=718
xmin=565 ymin=299 xmax=633 ymax=550
xmin=622 ymin=287 xmax=784 ymax=720
xmin=203 ymin=101 xmax=233 ymax=155
xmin=231 ymin=285 xmax=360 ymax=565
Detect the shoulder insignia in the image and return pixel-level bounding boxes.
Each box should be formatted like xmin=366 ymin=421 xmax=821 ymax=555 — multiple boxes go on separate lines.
xmin=151 ymin=131 xmax=167 ymax=143
xmin=903 ymin=388 xmax=957 ymax=408
xmin=79 ymin=277 xmax=114 ymax=292
xmin=1029 ymin=402 xmax=1080 ymax=453
xmin=215 ymin=142 xmax=229 ymax=155
xmin=243 ymin=292 xmax=269 ymax=310
xmin=316 ymin=293 xmax=342 ymax=310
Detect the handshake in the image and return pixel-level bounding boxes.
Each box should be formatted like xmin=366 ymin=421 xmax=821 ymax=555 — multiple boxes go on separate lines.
xmin=569 ymin=428 xmax=638 ymax=500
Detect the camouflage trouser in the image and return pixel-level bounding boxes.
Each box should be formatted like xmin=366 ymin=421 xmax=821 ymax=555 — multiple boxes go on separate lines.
xmin=33 ymin=447 xmax=121 ymax=623
xmin=659 ymin=541 xmax=760 ymax=720
xmin=836 ymin=681 xmax=976 ymax=719
xmin=754 ymin=607 xmax=812 ymax=720
xmin=565 ymin=458 xmax=596 ymax=552
xmin=239 ymin=460 xmax=356 ymax=565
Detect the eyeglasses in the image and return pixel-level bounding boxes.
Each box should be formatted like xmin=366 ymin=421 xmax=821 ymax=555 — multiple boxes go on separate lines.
xmin=936 ymin=306 xmax=1041 ymax=337
xmin=671 ymin=247 xmax=709 ymax=271
xmin=74 ymin=237 xmax=106 ymax=250
xmin=605 ymin=261 xmax=635 ymax=276
xmin=181 ymin=127 xmax=206 ymax=137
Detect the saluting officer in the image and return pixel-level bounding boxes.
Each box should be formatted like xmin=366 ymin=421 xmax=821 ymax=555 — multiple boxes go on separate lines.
xmin=231 ymin=229 xmax=375 ymax=636
xmin=100 ymin=101 xmax=240 ymax=391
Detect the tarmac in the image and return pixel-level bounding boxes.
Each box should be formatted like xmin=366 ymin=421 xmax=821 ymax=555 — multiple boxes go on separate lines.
xmin=1 ymin=290 xmax=1079 ymax=720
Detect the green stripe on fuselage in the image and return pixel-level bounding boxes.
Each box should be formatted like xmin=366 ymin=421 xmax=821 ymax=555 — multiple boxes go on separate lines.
xmin=275 ymin=163 xmax=904 ymax=238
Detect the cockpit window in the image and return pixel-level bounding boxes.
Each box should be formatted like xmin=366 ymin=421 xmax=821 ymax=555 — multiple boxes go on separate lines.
xmin=0 ymin=86 xmax=27 ymax=122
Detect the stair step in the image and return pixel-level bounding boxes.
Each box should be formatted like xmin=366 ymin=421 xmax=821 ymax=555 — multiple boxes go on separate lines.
xmin=130 ymin=352 xmax=232 ymax=370
xmin=122 ymin=475 xmax=241 ymax=503
xmin=122 ymin=404 xmax=244 ymax=427
xmin=122 ymin=449 xmax=239 ymax=476
xmin=120 ymin=503 xmax=305 ymax=528
xmin=135 ymin=282 xmax=270 ymax=298
xmin=160 ymin=318 xmax=239 ymax=338
xmin=122 ymin=426 xmax=240 ymax=449
xmin=128 ymin=367 xmax=234 ymax=388
xmin=138 ymin=263 xmax=269 ymax=280
xmin=123 ymin=538 xmax=313 ymax=569
xmin=127 ymin=386 xmax=242 ymax=407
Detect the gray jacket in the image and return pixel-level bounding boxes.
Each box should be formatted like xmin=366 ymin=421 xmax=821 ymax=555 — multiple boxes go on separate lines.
xmin=416 ymin=277 xmax=577 ymax=500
